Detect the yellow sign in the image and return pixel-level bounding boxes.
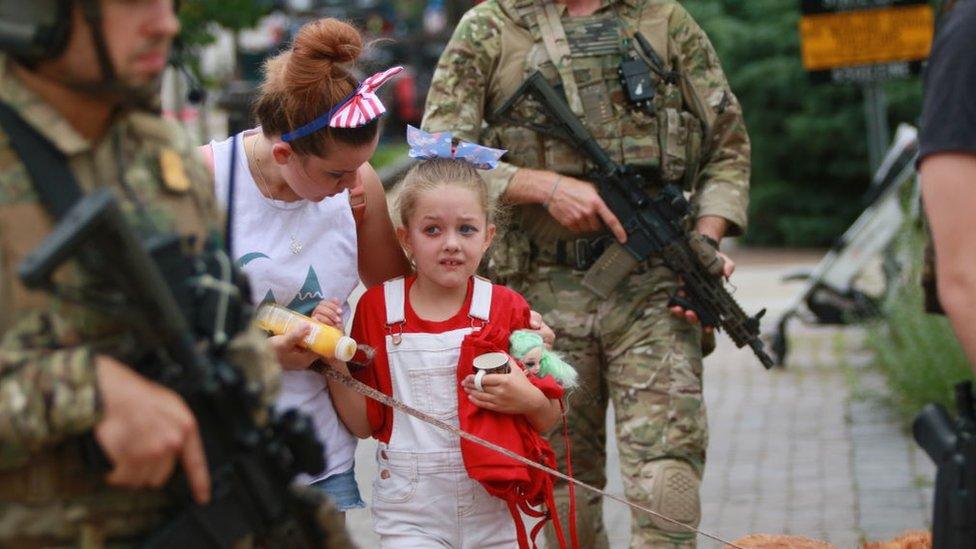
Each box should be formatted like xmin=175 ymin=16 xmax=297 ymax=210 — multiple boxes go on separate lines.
xmin=799 ymin=4 xmax=934 ymax=72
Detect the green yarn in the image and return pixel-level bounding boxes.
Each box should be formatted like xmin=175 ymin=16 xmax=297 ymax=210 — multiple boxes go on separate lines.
xmin=509 ymin=330 xmax=578 ymax=389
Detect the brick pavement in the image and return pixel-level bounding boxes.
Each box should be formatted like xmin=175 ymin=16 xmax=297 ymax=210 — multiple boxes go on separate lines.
xmin=342 ymin=249 xmax=935 ymax=547
xmin=689 ymin=253 xmax=933 ymax=547
xmin=692 ymin=324 xmax=931 ymax=547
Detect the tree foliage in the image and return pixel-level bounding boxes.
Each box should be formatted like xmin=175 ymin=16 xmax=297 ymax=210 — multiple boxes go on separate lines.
xmin=178 ymin=0 xmax=274 ymax=49
xmin=682 ymin=0 xmax=925 ymax=246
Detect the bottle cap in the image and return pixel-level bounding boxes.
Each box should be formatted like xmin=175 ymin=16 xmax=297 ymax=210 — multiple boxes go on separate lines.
xmin=335 ymin=336 xmax=357 ymax=362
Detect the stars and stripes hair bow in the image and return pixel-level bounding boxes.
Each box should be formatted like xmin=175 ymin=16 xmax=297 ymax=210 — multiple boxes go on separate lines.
xmin=281 ymin=66 xmax=404 ymax=143
xmin=406 ymin=125 xmax=507 ymax=170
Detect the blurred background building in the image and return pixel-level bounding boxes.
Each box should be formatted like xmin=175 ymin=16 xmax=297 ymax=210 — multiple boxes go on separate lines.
xmin=164 ymin=0 xmax=479 ymax=143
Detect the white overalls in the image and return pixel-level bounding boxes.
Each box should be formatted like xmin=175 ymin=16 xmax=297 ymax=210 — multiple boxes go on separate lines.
xmin=371 ymin=277 xmax=517 ymax=548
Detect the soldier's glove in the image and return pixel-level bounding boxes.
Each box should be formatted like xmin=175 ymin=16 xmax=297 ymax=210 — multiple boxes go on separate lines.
xmin=668 ymin=233 xmax=725 ymax=314
xmin=687 ymin=232 xmax=725 ymax=278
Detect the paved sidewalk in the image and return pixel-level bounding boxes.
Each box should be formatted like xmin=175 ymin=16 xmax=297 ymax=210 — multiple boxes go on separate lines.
xmin=344 ymin=249 xmax=935 ymax=547
xmin=691 ymin=252 xmax=933 ymax=547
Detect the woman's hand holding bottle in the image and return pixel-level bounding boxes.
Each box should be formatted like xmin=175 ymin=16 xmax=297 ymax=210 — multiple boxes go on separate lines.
xmin=268 ymin=323 xmax=319 ymax=370
xmin=256 ymin=302 xmax=358 ymax=365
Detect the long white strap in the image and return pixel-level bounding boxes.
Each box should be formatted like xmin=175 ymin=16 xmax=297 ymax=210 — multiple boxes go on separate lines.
xmin=469 ymin=276 xmax=493 ymax=321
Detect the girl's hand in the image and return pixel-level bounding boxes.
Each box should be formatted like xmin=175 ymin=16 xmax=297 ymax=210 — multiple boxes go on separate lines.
xmin=528 ymin=310 xmax=555 ymax=349
xmin=311 ymin=298 xmax=343 ymax=329
xmin=269 ymin=323 xmax=318 ymax=370
xmin=461 ymin=360 xmax=547 ymax=415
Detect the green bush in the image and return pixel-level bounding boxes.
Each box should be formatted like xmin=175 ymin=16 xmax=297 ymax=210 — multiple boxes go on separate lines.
xmin=866 ymin=231 xmax=973 ymax=419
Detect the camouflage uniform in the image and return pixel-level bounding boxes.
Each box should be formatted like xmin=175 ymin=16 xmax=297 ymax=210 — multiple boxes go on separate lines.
xmin=0 ymin=55 xmax=281 ymax=546
xmin=422 ymin=1 xmax=750 ymax=547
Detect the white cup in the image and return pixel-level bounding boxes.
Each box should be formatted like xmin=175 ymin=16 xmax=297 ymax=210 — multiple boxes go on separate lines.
xmin=473 ymin=352 xmax=511 ymax=392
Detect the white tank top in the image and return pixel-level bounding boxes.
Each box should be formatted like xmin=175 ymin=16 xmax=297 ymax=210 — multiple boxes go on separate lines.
xmin=211 ymin=130 xmax=359 ymax=482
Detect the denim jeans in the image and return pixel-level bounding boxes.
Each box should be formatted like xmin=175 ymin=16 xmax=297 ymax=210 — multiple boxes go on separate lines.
xmin=311 ymin=466 xmax=366 ymax=512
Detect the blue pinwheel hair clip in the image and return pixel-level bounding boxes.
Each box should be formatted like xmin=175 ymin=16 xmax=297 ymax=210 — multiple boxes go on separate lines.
xmin=406 ymin=125 xmax=506 ymax=170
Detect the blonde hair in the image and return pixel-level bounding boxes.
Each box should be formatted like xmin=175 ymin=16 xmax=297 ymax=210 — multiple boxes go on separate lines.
xmin=396 ymin=158 xmax=501 ymax=228
xmin=253 ymin=18 xmax=379 ymax=157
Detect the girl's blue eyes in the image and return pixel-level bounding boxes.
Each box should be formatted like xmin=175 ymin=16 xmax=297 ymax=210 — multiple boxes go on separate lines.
xmin=422 ymin=225 xmax=479 ymax=236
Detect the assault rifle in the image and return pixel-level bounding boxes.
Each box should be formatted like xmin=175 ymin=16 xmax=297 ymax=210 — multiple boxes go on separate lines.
xmin=914 ymin=381 xmax=976 ymax=549
xmin=494 ymin=71 xmax=774 ymax=369
xmin=19 ymin=188 xmax=345 ymax=548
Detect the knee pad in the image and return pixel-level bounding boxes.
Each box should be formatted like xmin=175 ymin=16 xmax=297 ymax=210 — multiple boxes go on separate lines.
xmin=646 ymin=459 xmax=701 ymax=533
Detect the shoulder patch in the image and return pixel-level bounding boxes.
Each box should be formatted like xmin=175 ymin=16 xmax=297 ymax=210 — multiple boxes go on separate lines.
xmin=159 ymin=148 xmax=191 ymax=193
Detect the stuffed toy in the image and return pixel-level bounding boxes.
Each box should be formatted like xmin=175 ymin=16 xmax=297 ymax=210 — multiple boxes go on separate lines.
xmin=509 ymin=330 xmax=578 ymax=389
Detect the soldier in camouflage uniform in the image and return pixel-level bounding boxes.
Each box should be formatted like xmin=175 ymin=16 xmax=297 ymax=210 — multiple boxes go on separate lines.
xmin=422 ymin=1 xmax=750 ymax=546
xmin=0 ymin=1 xmax=322 ymax=545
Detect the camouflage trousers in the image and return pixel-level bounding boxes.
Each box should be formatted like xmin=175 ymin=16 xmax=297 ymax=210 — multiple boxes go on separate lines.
xmin=514 ymin=261 xmax=707 ymax=548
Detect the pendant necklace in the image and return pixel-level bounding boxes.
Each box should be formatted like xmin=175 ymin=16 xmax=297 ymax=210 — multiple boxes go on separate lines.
xmin=251 ymin=135 xmax=307 ymax=255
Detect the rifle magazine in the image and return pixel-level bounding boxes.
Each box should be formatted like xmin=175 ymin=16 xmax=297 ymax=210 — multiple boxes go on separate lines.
xmin=582 ymin=242 xmax=639 ymax=299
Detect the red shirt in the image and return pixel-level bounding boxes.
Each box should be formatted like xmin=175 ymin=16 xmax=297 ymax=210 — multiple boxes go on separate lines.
xmin=351 ymin=275 xmax=532 ymax=443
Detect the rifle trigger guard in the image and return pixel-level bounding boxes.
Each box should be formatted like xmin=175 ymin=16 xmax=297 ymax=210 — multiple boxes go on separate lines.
xmin=667 ymin=292 xmax=693 ymax=311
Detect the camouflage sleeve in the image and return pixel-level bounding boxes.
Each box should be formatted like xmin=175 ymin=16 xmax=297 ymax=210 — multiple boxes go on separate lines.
xmin=421 ymin=4 xmax=518 ymax=202
xmin=670 ymin=5 xmax=751 ymax=235
xmin=0 ymin=314 xmax=101 ymax=469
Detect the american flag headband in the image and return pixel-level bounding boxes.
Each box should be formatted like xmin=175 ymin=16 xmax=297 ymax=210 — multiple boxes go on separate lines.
xmin=281 ymin=66 xmax=404 ymax=143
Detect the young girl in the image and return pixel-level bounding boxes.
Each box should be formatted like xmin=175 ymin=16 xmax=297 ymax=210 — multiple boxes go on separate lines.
xmin=342 ymin=151 xmax=564 ymax=547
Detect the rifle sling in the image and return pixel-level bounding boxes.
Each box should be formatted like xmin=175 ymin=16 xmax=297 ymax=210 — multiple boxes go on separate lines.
xmin=533 ymin=0 xmax=585 ymax=116
xmin=0 ymin=101 xmax=84 ymax=221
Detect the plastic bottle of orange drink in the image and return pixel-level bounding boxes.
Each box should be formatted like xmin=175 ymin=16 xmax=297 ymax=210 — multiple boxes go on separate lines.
xmin=255 ymin=303 xmax=357 ymax=362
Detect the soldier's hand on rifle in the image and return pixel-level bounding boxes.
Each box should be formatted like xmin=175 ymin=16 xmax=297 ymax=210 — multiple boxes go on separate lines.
xmin=510 ymin=168 xmax=628 ymax=243
xmin=94 ymin=355 xmax=211 ymax=504
xmin=669 ymin=252 xmax=736 ymax=331
xmin=546 ymin=174 xmax=628 ymax=243
xmin=269 ymin=323 xmax=318 ymax=371
xmin=670 ymin=218 xmax=736 ymax=330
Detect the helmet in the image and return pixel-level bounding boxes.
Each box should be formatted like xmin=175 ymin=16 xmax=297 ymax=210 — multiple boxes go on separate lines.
xmin=0 ymin=0 xmax=177 ymax=110
xmin=0 ymin=0 xmax=119 ymax=92
xmin=0 ymin=0 xmax=72 ymax=64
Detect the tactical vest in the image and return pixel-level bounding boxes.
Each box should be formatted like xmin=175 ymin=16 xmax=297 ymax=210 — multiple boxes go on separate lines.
xmin=487 ymin=0 xmax=708 ymax=245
